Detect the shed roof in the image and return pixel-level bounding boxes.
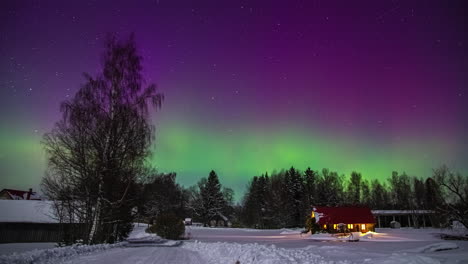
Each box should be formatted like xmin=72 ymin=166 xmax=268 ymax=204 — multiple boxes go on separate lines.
xmin=314 ymin=206 xmax=375 ymax=224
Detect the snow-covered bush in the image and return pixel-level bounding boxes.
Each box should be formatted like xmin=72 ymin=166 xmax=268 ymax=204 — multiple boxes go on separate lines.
xmin=149 ymin=213 xmax=185 ymax=240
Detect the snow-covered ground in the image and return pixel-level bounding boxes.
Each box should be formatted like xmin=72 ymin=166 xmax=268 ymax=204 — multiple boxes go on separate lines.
xmin=1 ymin=225 xmax=467 ymax=263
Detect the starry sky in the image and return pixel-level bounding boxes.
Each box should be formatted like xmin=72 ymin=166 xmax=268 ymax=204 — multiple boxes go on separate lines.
xmin=1 ymin=0 xmax=467 ymax=199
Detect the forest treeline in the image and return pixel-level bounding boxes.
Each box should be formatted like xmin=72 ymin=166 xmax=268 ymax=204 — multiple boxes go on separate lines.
xmin=138 ymin=165 xmax=466 ymax=230
xmin=240 ymin=167 xmax=443 ymax=228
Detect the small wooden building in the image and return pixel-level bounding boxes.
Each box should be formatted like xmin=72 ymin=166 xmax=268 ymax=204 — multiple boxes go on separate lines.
xmin=313 ymin=206 xmax=375 ymax=233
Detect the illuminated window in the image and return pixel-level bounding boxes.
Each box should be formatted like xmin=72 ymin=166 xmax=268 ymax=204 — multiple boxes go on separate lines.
xmin=361 ymin=224 xmax=366 ymax=230
xmin=311 ymin=211 xmax=315 ymax=218
xmin=323 ymin=224 xmax=327 ymax=229
xmin=347 ymin=224 xmax=353 ymax=229
xmin=333 ymin=224 xmax=337 ymax=229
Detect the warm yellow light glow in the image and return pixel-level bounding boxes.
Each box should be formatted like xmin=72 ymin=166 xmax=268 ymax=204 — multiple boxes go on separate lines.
xmin=323 ymin=224 xmax=327 ymax=229
xmin=311 ymin=211 xmax=315 ymax=218
xmin=347 ymin=224 xmax=353 ymax=229
xmin=333 ymin=224 xmax=337 ymax=229
xmin=361 ymin=224 xmax=366 ymax=230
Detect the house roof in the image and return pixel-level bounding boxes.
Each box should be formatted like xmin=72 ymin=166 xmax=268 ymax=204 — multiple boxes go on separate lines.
xmin=371 ymin=210 xmax=435 ymax=215
xmin=0 ymin=200 xmax=57 ymax=223
xmin=314 ymin=206 xmax=375 ymax=224
xmin=0 ymin=189 xmax=40 ymax=200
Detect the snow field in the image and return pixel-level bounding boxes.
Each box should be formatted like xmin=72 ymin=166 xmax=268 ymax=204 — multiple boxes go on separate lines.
xmin=0 ymin=243 xmax=122 ymax=264
xmin=183 ymin=241 xmax=348 ymax=264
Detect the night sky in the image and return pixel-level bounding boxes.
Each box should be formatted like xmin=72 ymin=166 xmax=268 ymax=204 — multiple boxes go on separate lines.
xmin=1 ymin=0 xmax=467 ymax=198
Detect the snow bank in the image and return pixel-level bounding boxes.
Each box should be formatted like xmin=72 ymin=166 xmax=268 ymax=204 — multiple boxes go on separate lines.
xmin=0 ymin=243 xmax=122 ymax=264
xmin=404 ymin=242 xmax=459 ymax=253
xmin=127 ymin=223 xmax=161 ymax=241
xmin=375 ymin=254 xmax=440 ymax=264
xmin=307 ymin=230 xmax=440 ymax=243
xmin=189 ymin=226 xmax=272 ymax=232
xmin=306 ymin=233 xmax=358 ymax=242
xmin=0 ymin=243 xmax=56 ymax=256
xmin=183 ymin=241 xmax=345 ymax=264
xmin=183 ymin=241 xmax=448 ymax=264
xmin=279 ymin=229 xmax=303 ymax=235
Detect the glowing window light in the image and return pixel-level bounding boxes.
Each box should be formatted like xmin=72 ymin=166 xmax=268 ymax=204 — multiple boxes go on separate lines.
xmin=333 ymin=224 xmax=337 ymax=229
xmin=323 ymin=224 xmax=327 ymax=229
xmin=361 ymin=224 xmax=366 ymax=230
xmin=347 ymin=224 xmax=353 ymax=229
xmin=311 ymin=211 xmax=315 ymax=218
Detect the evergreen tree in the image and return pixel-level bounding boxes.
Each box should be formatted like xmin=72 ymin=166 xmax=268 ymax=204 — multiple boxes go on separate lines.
xmin=142 ymin=171 xmax=187 ymax=222
xmin=388 ymin=172 xmax=412 ymax=209
xmin=347 ymin=172 xmax=362 ymax=205
xmin=317 ymin=169 xmax=343 ymax=206
xmin=284 ymin=167 xmax=305 ymax=227
xmin=198 ymin=170 xmax=226 ymax=226
xmin=304 ymin=167 xmax=318 ymax=206
xmin=361 ymin=179 xmax=371 ymax=205
xmin=370 ymin=179 xmax=387 ymax=209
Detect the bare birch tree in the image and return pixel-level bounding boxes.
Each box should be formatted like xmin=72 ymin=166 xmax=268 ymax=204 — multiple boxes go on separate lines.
xmin=42 ymin=34 xmax=163 ymax=244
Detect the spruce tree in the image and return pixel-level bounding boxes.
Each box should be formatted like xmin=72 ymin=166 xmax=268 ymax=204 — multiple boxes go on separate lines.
xmin=199 ymin=170 xmax=225 ymax=226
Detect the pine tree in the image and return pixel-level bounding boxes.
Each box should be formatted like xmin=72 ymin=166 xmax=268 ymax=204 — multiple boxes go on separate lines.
xmin=199 ymin=170 xmax=226 ymax=226
xmin=284 ymin=167 xmax=305 ymax=227
xmin=347 ymin=172 xmax=362 ymax=205
xmin=304 ymin=167 xmax=318 ymax=206
xmin=317 ymin=169 xmax=343 ymax=206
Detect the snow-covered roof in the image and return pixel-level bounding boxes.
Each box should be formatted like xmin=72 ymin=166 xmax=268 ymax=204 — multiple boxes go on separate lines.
xmin=0 ymin=200 xmax=58 ymax=223
xmin=371 ymin=210 xmax=435 ymax=215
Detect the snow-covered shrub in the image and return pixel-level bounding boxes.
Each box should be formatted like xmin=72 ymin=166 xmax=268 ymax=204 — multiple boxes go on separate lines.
xmin=149 ymin=213 xmax=185 ymax=240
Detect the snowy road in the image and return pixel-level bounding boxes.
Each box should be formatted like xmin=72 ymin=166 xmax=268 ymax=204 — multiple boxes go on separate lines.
xmin=2 ymin=226 xmax=468 ymax=263
xmin=63 ymin=247 xmax=204 ymax=264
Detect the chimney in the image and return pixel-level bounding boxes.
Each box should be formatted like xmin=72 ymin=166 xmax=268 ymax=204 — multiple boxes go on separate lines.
xmin=27 ymin=188 xmax=33 ymax=200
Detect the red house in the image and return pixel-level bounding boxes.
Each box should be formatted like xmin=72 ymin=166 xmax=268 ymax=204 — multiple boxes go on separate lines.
xmin=312 ymin=206 xmax=375 ymax=233
xmin=0 ymin=188 xmax=40 ymax=200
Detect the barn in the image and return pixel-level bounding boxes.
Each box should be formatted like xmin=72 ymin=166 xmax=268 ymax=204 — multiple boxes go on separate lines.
xmin=313 ymin=206 xmax=375 ymax=233
xmin=0 ymin=200 xmax=82 ymax=243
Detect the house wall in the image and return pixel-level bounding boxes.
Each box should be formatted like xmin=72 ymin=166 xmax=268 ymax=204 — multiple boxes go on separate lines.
xmin=321 ymin=223 xmax=374 ymax=233
xmin=0 ymin=223 xmax=86 ymax=243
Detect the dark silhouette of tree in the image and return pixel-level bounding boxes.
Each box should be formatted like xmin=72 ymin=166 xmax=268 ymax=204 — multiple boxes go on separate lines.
xmin=347 ymin=171 xmax=362 ymax=205
xmin=433 ymin=165 xmax=468 ymax=228
xmin=41 ymin=34 xmax=163 ymax=244
xmin=142 ymin=170 xmax=187 ymax=223
xmin=304 ymin=167 xmax=318 ymax=207
xmin=192 ymin=170 xmax=230 ymax=226
xmin=317 ymin=169 xmax=343 ymax=206
xmin=361 ymin=179 xmax=371 ymax=206
xmin=284 ymin=167 xmax=306 ymax=227
xmin=370 ymin=179 xmax=389 ymax=209
xmin=388 ymin=172 xmax=412 ymax=209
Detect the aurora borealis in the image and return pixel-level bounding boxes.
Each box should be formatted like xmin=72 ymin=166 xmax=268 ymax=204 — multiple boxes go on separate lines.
xmin=1 ymin=1 xmax=467 ymax=198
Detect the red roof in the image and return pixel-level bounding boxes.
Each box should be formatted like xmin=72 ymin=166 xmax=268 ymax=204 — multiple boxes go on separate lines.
xmin=1 ymin=189 xmax=38 ymax=200
xmin=314 ymin=206 xmax=375 ymax=224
